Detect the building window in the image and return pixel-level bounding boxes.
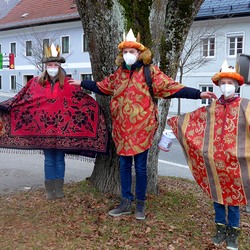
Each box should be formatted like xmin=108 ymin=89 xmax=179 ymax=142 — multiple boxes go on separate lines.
xmin=235 ymin=86 xmax=241 ymax=97
xmin=227 ymin=34 xmax=243 ymax=56
xmin=43 ymin=38 xmax=49 ymax=49
xmin=43 ymin=38 xmax=50 ymax=56
xmin=83 ymin=34 xmax=89 ymax=52
xmin=0 ymin=75 xmax=2 ymax=89
xmin=26 ymin=41 xmax=32 ymax=56
xmin=82 ymin=74 xmax=92 ymax=81
xmin=62 ymin=36 xmax=69 ymax=54
xmin=11 ymin=75 xmax=17 ymax=91
xmin=202 ymin=37 xmax=215 ymax=57
xmin=10 ymin=42 xmax=16 ymax=57
xmin=200 ymin=86 xmax=213 ymax=105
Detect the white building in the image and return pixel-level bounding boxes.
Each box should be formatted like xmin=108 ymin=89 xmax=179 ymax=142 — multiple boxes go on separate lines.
xmin=0 ymin=0 xmax=91 ymax=95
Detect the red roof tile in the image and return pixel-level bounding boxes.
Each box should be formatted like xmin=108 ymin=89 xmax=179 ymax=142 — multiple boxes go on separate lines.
xmin=0 ymin=0 xmax=79 ymax=30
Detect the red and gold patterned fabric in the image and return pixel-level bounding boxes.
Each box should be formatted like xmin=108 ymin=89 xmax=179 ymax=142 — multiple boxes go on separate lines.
xmin=0 ymin=77 xmax=108 ymax=157
xmin=97 ymin=65 xmax=184 ymax=156
xmin=167 ymin=96 xmax=250 ymax=205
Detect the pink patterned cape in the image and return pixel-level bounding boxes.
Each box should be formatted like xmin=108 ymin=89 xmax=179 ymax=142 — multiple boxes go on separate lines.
xmin=0 ymin=77 xmax=108 ymax=157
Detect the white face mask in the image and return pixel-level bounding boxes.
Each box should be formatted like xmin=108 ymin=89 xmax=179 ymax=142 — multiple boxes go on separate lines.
xmin=220 ymin=84 xmax=235 ymax=98
xmin=123 ymin=52 xmax=138 ymax=66
xmin=47 ymin=67 xmax=59 ymax=77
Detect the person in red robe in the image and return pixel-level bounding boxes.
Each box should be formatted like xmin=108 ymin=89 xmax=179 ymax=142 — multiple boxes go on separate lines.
xmin=167 ymin=60 xmax=248 ymax=250
xmin=0 ymin=44 xmax=108 ymax=200
xmin=69 ymin=29 xmax=216 ymax=220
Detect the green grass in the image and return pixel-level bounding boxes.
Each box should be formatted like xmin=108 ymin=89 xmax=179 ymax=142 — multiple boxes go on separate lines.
xmin=0 ymin=176 xmax=249 ymax=250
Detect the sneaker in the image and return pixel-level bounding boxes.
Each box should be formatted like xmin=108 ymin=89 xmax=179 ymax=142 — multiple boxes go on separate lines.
xmin=135 ymin=200 xmax=145 ymax=220
xmin=226 ymin=227 xmax=240 ymax=250
xmin=212 ymin=223 xmax=227 ymax=245
xmin=108 ymin=198 xmax=132 ymax=217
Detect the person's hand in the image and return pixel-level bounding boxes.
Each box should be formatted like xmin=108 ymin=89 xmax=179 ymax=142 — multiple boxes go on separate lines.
xmin=68 ymin=79 xmax=81 ymax=86
xmin=200 ymin=91 xmax=217 ymax=99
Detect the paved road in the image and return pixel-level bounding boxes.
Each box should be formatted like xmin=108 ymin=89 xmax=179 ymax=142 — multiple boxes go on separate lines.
xmin=0 ymin=152 xmax=95 ymax=194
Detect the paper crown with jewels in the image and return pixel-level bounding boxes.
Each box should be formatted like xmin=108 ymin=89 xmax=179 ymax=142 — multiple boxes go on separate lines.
xmin=211 ymin=59 xmax=244 ymax=86
xmin=42 ymin=43 xmax=65 ymax=63
xmin=118 ymin=28 xmax=147 ymax=51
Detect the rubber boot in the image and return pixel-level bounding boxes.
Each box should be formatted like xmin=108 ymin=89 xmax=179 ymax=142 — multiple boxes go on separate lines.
xmin=44 ymin=180 xmax=55 ymax=200
xmin=54 ymin=178 xmax=65 ymax=199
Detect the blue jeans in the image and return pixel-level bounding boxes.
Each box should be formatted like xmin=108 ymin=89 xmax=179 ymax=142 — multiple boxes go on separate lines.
xmin=213 ymin=202 xmax=240 ymax=227
xmin=44 ymin=149 xmax=65 ymax=180
xmin=119 ymin=149 xmax=148 ymax=201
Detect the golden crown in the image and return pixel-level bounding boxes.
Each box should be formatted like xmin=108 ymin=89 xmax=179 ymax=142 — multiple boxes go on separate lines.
xmin=42 ymin=43 xmax=65 ymax=63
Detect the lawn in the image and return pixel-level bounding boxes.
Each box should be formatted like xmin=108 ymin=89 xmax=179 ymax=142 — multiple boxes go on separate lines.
xmin=0 ymin=176 xmax=249 ymax=250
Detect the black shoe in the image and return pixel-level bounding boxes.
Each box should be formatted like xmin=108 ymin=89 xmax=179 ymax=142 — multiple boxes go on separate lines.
xmin=211 ymin=223 xmax=227 ymax=245
xmin=135 ymin=200 xmax=146 ymax=220
xmin=226 ymin=227 xmax=240 ymax=250
xmin=108 ymin=198 xmax=132 ymax=217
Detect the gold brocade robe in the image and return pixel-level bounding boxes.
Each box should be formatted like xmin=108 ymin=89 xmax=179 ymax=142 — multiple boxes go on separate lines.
xmin=97 ymin=65 xmax=184 ymax=156
xmin=167 ymin=96 xmax=250 ymax=206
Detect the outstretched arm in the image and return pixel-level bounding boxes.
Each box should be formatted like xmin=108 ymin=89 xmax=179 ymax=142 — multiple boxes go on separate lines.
xmin=68 ymin=79 xmax=108 ymax=95
xmin=200 ymin=91 xmax=217 ymax=99
xmin=169 ymin=87 xmax=217 ymax=99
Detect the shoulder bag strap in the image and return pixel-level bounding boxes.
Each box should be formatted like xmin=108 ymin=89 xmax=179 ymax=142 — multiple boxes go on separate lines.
xmin=144 ymin=64 xmax=157 ymax=104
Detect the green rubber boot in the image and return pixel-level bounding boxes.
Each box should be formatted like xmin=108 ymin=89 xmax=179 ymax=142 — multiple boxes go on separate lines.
xmin=44 ymin=180 xmax=55 ymax=200
xmin=54 ymin=178 xmax=65 ymax=199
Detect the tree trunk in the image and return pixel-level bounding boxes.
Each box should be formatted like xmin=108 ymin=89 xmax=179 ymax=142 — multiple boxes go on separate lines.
xmin=75 ymin=0 xmax=205 ymax=195
xmin=147 ymin=0 xmax=205 ymax=193
xmin=75 ymin=0 xmax=123 ymax=194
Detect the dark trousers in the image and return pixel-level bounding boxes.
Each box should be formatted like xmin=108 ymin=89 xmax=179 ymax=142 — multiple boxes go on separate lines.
xmin=119 ymin=149 xmax=149 ymax=201
xmin=214 ymin=202 xmax=240 ymax=228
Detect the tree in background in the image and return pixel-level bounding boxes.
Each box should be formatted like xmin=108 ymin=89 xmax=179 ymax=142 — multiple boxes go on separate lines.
xmin=75 ymin=0 xmax=205 ymax=195
xmin=177 ymin=25 xmax=215 ymax=115
xmin=176 ymin=21 xmax=226 ymax=115
xmin=17 ymin=28 xmax=63 ymax=72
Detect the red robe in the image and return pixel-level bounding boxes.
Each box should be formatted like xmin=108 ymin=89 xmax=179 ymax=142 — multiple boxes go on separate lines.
xmin=167 ymin=96 xmax=250 ymax=206
xmin=97 ymin=65 xmax=184 ymax=156
xmin=0 ymin=77 xmax=108 ymax=157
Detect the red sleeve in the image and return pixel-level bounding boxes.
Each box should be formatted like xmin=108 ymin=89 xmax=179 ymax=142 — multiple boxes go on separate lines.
xmin=96 ymin=71 xmax=117 ymax=95
xmin=150 ymin=65 xmax=185 ymax=98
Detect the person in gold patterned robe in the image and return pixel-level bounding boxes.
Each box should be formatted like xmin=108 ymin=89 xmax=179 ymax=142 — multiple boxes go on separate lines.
xmin=69 ymin=29 xmax=216 ymax=220
xmin=167 ymin=60 xmax=248 ymax=250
